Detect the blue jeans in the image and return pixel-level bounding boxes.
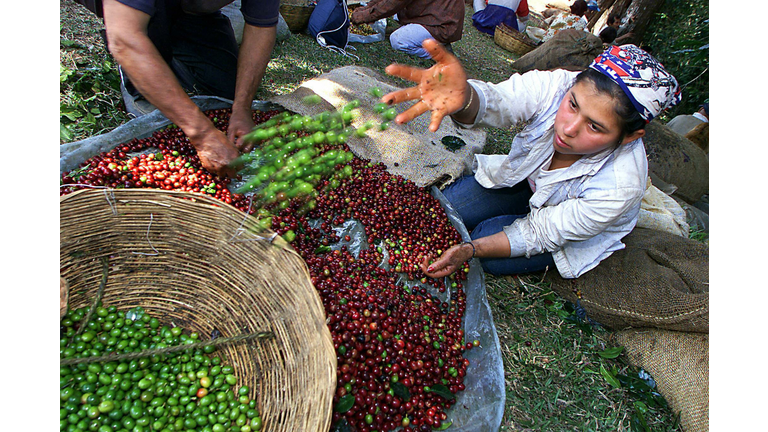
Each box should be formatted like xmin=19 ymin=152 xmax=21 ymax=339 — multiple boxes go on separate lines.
xmin=389 ymin=23 xmax=433 ymax=58
xmin=442 ymin=176 xmax=555 ymax=275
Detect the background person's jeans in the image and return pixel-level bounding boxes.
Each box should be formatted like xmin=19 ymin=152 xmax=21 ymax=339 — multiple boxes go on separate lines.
xmin=389 ymin=23 xmax=433 ymax=58
xmin=442 ymin=175 xmax=555 ymax=275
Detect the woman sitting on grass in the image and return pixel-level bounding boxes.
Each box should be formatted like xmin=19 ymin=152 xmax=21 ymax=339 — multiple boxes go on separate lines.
xmin=381 ymin=41 xmax=680 ymax=279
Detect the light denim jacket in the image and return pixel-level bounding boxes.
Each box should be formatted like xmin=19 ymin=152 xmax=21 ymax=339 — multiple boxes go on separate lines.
xmin=462 ymin=69 xmax=647 ymax=278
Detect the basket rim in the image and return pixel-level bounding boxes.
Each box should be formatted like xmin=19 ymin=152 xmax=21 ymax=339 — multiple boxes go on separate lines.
xmin=495 ymin=23 xmax=537 ymax=48
xmin=494 ymin=23 xmax=537 ymax=55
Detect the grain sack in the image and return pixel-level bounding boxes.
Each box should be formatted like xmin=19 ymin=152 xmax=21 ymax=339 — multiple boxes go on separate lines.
xmin=511 ymin=28 xmax=603 ymax=73
xmin=644 ymin=120 xmax=709 ymax=204
xmin=546 ymin=227 xmax=708 ymax=333
xmin=637 ymin=178 xmax=689 ymax=237
xmin=611 ymin=329 xmax=708 ymax=432
xmin=267 ymin=66 xmax=486 ymax=188
xmin=684 ymin=122 xmax=709 ymax=155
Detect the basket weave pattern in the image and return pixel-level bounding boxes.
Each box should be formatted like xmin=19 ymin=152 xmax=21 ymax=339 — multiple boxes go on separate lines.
xmin=60 ymin=188 xmax=336 ymax=432
xmin=494 ymin=23 xmax=537 ymax=56
xmin=280 ymin=0 xmax=316 ymax=33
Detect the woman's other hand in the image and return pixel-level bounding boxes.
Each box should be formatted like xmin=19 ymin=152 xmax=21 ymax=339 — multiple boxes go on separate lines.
xmin=381 ymin=39 xmax=471 ymax=132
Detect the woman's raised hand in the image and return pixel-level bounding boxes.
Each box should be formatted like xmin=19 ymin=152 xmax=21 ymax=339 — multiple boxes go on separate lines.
xmin=381 ymin=39 xmax=470 ymax=132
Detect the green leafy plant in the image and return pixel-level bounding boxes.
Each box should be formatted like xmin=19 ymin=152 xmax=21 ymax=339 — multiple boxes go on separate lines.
xmin=645 ymin=0 xmax=709 ymax=119
xmin=60 ymin=38 xmax=128 ymax=143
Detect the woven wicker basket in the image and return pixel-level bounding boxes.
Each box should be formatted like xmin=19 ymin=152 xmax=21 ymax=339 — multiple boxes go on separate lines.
xmin=60 ymin=188 xmax=336 ymax=432
xmin=280 ymin=0 xmax=316 ymax=33
xmin=494 ymin=23 xmax=538 ymax=56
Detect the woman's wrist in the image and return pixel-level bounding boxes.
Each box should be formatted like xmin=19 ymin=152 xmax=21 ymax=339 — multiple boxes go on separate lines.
xmin=462 ymin=241 xmax=476 ymax=261
xmin=452 ymin=84 xmax=478 ymax=124
xmin=456 ymin=84 xmax=474 ymax=114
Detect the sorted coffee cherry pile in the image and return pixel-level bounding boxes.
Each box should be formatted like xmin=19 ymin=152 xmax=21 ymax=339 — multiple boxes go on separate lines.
xmin=61 ymin=100 xmax=477 ymax=431
xmin=60 ymin=306 xmax=263 ymax=432
xmin=59 ymin=109 xmax=283 ymax=214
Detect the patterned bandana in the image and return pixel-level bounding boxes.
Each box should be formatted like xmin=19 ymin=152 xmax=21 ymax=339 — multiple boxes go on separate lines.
xmin=589 ymin=44 xmax=681 ymax=122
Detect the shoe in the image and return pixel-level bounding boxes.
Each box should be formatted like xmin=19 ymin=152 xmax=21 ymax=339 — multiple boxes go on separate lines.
xmin=118 ymin=66 xmax=158 ymax=118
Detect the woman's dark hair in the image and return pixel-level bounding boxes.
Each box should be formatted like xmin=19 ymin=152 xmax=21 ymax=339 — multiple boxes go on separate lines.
xmin=574 ymin=68 xmax=646 ymax=139
xmin=599 ymin=26 xmax=617 ymax=44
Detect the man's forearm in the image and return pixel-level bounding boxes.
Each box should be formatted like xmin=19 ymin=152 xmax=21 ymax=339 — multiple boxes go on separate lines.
xmin=103 ymin=1 xmax=213 ymax=142
xmin=231 ymin=24 xmax=276 ymax=112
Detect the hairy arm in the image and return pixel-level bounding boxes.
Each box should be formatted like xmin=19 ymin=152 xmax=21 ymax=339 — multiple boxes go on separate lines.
xmin=227 ymin=24 xmax=277 ymax=150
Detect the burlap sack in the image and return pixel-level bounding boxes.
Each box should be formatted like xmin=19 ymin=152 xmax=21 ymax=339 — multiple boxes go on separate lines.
xmin=684 ymin=122 xmax=709 ymax=155
xmin=611 ymin=329 xmax=708 ymax=432
xmin=547 ymin=228 xmax=709 ymax=432
xmin=511 ymin=28 xmax=604 ymax=73
xmin=546 ymin=227 xmax=708 ymax=333
xmin=267 ymin=66 xmax=486 ymax=188
xmin=644 ymin=120 xmax=709 ymax=204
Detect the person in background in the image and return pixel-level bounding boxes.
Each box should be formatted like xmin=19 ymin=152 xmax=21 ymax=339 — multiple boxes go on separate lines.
xmin=471 ymin=0 xmax=531 ymax=35
xmin=76 ymin=0 xmax=279 ymax=177
xmin=599 ymin=26 xmax=617 ymax=44
xmin=666 ymin=103 xmax=709 ymax=136
xmin=379 ymin=41 xmax=680 ymax=279
xmin=541 ymin=0 xmax=590 ymax=43
xmin=598 ymin=13 xmax=620 ymax=43
xmin=349 ymin=0 xmax=465 ymax=58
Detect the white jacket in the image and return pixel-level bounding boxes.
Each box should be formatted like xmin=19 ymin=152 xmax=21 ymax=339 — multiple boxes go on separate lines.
xmin=462 ymin=69 xmax=647 ymax=278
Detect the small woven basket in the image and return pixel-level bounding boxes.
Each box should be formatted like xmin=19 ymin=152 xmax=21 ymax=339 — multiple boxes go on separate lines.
xmin=494 ymin=23 xmax=538 ymax=56
xmin=280 ymin=0 xmax=316 ymax=33
xmin=60 ymin=188 xmax=336 ymax=432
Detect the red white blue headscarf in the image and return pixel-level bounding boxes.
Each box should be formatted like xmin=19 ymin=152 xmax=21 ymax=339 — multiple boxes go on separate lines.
xmin=589 ymin=44 xmax=681 ymax=122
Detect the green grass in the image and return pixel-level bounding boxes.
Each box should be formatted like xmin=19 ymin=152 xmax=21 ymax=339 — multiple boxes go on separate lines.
xmin=486 ymin=273 xmax=681 ymax=431
xmin=60 ymin=1 xmax=687 ymax=430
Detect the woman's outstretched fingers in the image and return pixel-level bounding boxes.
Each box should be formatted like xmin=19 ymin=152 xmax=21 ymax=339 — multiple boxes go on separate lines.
xmin=395 ymin=100 xmax=430 ymax=125
xmin=385 ymin=63 xmax=424 ymax=84
xmin=385 ymin=86 xmax=421 ymax=105
xmin=429 ymin=110 xmax=447 ymax=132
xmin=381 ymin=87 xmax=417 ymax=105
xmin=423 ymin=39 xmax=451 ymax=64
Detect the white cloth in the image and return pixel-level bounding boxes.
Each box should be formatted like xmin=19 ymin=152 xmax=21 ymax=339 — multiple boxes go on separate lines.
xmin=542 ymin=11 xmax=588 ymax=43
xmin=458 ymin=69 xmax=648 ymax=278
xmin=666 ymin=113 xmax=707 ymax=136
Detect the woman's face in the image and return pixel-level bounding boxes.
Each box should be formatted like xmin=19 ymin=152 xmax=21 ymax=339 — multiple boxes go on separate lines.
xmin=552 ymin=80 xmax=644 ymax=160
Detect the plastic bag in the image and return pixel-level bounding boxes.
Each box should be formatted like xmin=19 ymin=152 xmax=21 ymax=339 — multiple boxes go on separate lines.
xmin=348 ymin=17 xmax=387 ymax=43
xmin=525 ymin=26 xmax=546 ymax=43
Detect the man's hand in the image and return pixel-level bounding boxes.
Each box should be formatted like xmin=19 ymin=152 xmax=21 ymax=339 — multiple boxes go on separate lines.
xmin=350 ymin=8 xmax=369 ymax=25
xmin=227 ymin=107 xmax=256 ymax=152
xmin=382 ymin=39 xmax=470 ymax=132
xmin=191 ymin=128 xmax=241 ymax=178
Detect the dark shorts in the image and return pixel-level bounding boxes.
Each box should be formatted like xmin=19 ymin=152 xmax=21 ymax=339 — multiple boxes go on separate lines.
xmin=124 ymin=1 xmax=239 ymax=100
